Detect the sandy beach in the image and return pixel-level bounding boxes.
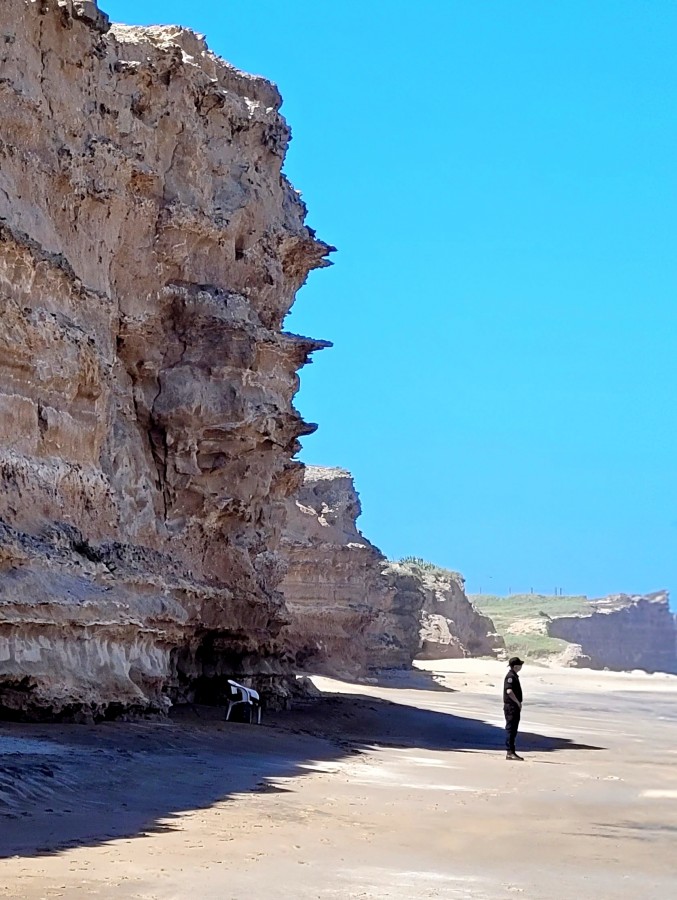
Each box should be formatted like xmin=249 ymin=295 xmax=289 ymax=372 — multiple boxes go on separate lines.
xmin=1 ymin=659 xmax=676 ymax=899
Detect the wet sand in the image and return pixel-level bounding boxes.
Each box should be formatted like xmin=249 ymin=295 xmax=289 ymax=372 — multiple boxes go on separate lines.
xmin=1 ymin=659 xmax=676 ymax=899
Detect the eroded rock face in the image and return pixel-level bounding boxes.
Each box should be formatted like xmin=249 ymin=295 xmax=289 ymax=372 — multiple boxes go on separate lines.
xmin=0 ymin=0 xmax=332 ymax=718
xmin=547 ymin=592 xmax=677 ymax=673
xmin=280 ymin=467 xmax=503 ymax=675
xmin=279 ymin=467 xmax=411 ymax=676
xmin=401 ymin=564 xmax=505 ymax=661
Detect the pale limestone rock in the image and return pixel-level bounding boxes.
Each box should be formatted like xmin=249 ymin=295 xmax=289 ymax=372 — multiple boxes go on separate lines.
xmin=280 ymin=467 xmax=503 ymax=676
xmin=0 ymin=0 xmax=332 ymax=718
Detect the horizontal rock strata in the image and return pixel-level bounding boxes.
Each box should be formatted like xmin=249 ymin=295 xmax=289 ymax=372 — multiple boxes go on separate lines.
xmin=547 ymin=591 xmax=677 ymax=674
xmin=0 ymin=0 xmax=332 ymax=718
xmin=279 ymin=467 xmax=417 ymax=676
xmin=280 ymin=467 xmax=503 ymax=676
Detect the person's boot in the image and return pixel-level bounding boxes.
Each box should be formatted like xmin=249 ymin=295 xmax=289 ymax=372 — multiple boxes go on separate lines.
xmin=506 ymin=751 xmax=524 ymax=761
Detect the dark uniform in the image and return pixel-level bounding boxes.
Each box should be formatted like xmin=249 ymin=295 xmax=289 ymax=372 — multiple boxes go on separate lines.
xmin=503 ymin=664 xmax=523 ymax=754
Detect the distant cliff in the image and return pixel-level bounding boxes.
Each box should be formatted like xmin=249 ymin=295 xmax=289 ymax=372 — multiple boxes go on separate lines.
xmin=547 ymin=591 xmax=677 ymax=674
xmin=473 ymin=591 xmax=677 ymax=674
xmin=280 ymin=467 xmax=503 ymax=675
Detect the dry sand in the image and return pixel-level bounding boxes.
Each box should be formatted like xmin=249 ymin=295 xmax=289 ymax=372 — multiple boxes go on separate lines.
xmin=1 ymin=659 xmax=676 ymax=899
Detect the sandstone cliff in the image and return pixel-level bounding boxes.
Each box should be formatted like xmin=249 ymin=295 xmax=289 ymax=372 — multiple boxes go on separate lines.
xmin=280 ymin=467 xmax=503 ymax=675
xmin=279 ymin=467 xmax=420 ymax=676
xmin=547 ymin=591 xmax=677 ymax=674
xmin=0 ymin=1 xmax=332 ymax=718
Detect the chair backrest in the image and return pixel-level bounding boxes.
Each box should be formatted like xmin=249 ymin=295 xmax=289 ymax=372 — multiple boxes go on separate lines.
xmin=227 ymin=679 xmax=244 ymax=699
xmin=227 ymin=679 xmax=259 ymax=704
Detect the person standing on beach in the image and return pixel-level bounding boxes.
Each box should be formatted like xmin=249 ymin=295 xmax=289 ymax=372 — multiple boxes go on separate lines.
xmin=503 ymin=657 xmax=524 ymax=760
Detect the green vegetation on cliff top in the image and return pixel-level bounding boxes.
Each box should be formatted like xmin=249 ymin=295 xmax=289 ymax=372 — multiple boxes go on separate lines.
xmin=471 ymin=593 xmax=592 ymax=660
xmin=398 ymin=557 xmax=461 ymax=579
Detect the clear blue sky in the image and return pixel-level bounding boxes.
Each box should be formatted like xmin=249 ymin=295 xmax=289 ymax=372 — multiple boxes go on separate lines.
xmin=104 ymin=1 xmax=677 ymax=608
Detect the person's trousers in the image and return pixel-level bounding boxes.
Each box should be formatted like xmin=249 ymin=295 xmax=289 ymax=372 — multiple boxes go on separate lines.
xmin=504 ymin=703 xmax=521 ymax=753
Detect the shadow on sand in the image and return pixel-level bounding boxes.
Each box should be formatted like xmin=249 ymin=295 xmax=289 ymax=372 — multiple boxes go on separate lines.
xmin=364 ymin=667 xmax=459 ymax=692
xmin=0 ymin=690 xmax=604 ymax=860
xmin=266 ymin=692 xmax=605 ymax=756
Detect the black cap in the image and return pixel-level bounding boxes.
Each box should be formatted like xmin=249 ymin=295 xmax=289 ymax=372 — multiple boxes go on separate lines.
xmin=509 ymin=657 xmax=524 ymax=667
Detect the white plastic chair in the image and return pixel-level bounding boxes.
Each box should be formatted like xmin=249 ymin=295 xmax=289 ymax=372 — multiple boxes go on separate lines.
xmin=225 ymin=679 xmax=262 ymax=724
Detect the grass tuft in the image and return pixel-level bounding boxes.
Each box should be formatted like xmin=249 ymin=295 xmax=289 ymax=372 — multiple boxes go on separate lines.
xmin=398 ymin=556 xmax=461 ymax=579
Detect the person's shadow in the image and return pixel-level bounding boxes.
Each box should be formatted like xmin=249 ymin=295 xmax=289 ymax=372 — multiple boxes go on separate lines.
xmin=266 ymin=691 xmax=605 ymax=755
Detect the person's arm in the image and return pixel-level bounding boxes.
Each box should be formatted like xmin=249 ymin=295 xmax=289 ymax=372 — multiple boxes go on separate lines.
xmin=506 ymin=689 xmax=522 ymax=709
